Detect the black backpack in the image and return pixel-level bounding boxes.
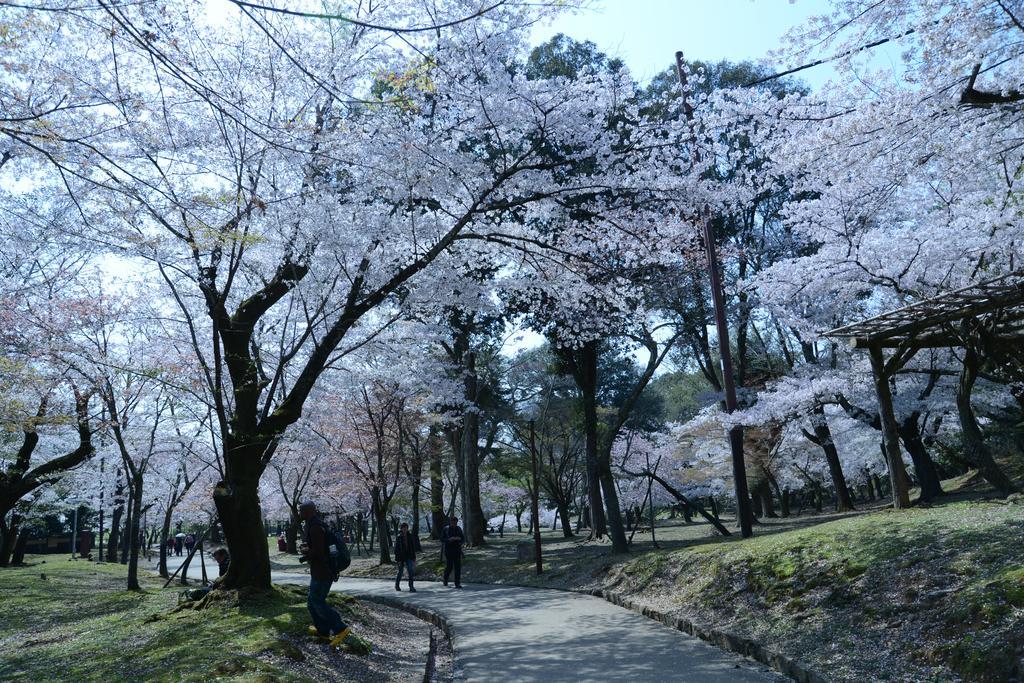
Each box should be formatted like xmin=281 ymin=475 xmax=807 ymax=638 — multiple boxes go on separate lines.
xmin=323 ymin=525 xmax=351 ymax=578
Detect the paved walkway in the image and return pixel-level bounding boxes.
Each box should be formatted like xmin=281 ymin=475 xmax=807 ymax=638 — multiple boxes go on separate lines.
xmin=164 ymin=557 xmax=785 ymax=682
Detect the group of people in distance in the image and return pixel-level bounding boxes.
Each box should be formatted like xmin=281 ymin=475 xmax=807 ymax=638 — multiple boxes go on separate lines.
xmin=393 ymin=515 xmax=465 ymax=592
xmin=297 ymin=501 xmax=469 ymax=648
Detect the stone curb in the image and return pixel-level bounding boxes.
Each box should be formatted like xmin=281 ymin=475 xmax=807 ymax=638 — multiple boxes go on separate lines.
xmin=589 ymin=589 xmax=827 ymax=683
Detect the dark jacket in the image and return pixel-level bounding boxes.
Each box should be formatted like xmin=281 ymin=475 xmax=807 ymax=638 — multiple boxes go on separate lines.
xmin=440 ymin=524 xmax=464 ymax=558
xmin=217 ymin=554 xmax=230 ymax=577
xmin=303 ymin=516 xmax=334 ymax=581
xmin=394 ymin=530 xmax=421 ymax=562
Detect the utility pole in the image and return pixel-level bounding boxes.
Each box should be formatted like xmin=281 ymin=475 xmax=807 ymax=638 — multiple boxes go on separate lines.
xmin=529 ymin=420 xmax=543 ymax=574
xmin=674 ymin=51 xmax=754 ymax=538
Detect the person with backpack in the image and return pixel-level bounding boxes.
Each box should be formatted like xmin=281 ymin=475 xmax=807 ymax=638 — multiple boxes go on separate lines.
xmin=299 ymin=502 xmax=351 ymax=647
xmin=393 ymin=522 xmax=421 ymax=592
xmin=441 ymin=516 xmax=464 ymax=588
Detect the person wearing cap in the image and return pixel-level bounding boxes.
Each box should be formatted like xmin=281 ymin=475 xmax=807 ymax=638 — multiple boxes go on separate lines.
xmin=441 ymin=516 xmax=464 ymax=588
xmin=299 ymin=501 xmax=351 ymax=647
xmin=393 ymin=522 xmax=421 ymax=592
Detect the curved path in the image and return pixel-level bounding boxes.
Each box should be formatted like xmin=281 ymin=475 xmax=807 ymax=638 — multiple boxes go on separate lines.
xmin=165 ymin=558 xmax=785 ymax=682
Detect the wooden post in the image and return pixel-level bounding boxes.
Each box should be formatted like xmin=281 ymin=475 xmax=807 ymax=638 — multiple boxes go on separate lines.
xmin=868 ymin=344 xmax=910 ymax=508
xmin=674 ymin=51 xmax=754 ymax=537
xmin=529 ymin=420 xmax=543 ymax=575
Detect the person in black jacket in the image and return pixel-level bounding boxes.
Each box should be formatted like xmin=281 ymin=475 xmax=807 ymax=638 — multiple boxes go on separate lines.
xmin=393 ymin=522 xmax=421 ymax=592
xmin=441 ymin=516 xmax=464 ymax=588
xmin=212 ymin=547 xmax=230 ymax=577
xmin=299 ymin=502 xmax=351 ymax=647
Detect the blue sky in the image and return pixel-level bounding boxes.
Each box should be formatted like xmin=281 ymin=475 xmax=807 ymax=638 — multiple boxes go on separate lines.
xmin=529 ymin=0 xmax=842 ymax=91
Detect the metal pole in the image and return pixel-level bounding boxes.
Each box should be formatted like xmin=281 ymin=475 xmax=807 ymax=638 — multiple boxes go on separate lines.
xmin=674 ymin=51 xmax=754 ymax=538
xmin=529 ymin=420 xmax=543 ymax=575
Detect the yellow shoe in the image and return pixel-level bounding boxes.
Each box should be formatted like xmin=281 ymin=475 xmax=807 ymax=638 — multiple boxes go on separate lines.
xmin=329 ymin=627 xmax=352 ymax=648
xmin=308 ymin=625 xmax=321 ymax=637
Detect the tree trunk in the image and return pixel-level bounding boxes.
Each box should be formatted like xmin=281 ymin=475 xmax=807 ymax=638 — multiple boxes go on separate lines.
xmin=11 ymin=530 xmax=28 ymax=565
xmin=556 ymin=500 xmax=573 ymax=538
xmin=108 ymin=474 xmax=125 ymax=563
xmin=780 ymin=489 xmax=791 ymax=517
xmin=809 ymin=406 xmax=855 ymax=512
xmin=119 ymin=485 xmax=133 ymax=565
xmin=212 ymin=470 xmax=272 ymax=591
xmin=286 ymin=509 xmax=300 ymax=554
xmin=899 ymin=417 xmax=945 ymax=501
xmin=158 ymin=504 xmax=174 ymax=579
xmin=410 ymin=478 xmax=422 ymax=538
xmin=597 ymin=448 xmax=629 ymax=553
xmin=0 ymin=511 xmax=21 ymax=567
xmin=462 ymin=352 xmax=485 ymax=546
xmin=869 ymin=345 xmax=911 ymax=508
xmin=372 ymin=489 xmax=391 ymax=565
xmin=957 ymin=346 xmax=1020 ymax=496
xmin=429 ymin=443 xmax=445 ymax=541
xmin=126 ymin=473 xmax=144 ymax=590
xmin=757 ymin=480 xmax=777 ymax=518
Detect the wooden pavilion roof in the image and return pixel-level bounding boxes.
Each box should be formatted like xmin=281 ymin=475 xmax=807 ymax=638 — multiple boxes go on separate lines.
xmin=822 ymin=270 xmax=1024 ymax=348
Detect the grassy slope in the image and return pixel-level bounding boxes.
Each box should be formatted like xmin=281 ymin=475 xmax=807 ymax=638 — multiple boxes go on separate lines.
xmin=0 ymin=560 xmax=380 ymax=682
xmin=613 ymin=499 xmax=1024 ymax=682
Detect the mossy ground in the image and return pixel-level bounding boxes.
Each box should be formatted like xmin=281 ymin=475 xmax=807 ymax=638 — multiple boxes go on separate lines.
xmin=0 ymin=560 xmax=412 ymax=682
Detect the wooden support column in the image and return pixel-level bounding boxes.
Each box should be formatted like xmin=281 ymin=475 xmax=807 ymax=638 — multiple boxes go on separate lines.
xmin=868 ymin=344 xmax=911 ymax=508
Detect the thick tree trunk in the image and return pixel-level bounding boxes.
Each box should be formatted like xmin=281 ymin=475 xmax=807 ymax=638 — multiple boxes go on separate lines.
xmin=213 ymin=470 xmax=272 ymax=591
xmin=751 ymin=490 xmax=763 ymax=518
xmin=597 ymin=448 xmax=629 ymax=553
xmin=756 ymin=480 xmax=777 ymax=518
xmin=899 ymin=417 xmax=944 ymax=501
xmin=126 ymin=473 xmax=144 ymax=591
xmin=780 ymin=489 xmax=791 ymax=517
xmin=957 ymin=347 xmax=1020 ymax=496
xmin=556 ymin=500 xmax=573 ymax=538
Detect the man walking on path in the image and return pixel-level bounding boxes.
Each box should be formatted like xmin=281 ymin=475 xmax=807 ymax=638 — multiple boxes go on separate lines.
xmin=441 ymin=516 xmax=464 ymax=588
xmin=299 ymin=502 xmax=351 ymax=647
xmin=394 ymin=522 xmax=421 ymax=592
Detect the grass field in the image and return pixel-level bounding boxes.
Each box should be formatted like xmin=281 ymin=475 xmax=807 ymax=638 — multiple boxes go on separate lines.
xmin=0 ymin=559 xmax=431 ymax=682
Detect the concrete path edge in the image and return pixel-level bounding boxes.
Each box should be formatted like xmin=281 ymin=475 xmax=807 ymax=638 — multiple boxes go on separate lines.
xmin=591 ymin=588 xmax=825 ymax=683
xmin=355 ymin=593 xmax=459 ymax=681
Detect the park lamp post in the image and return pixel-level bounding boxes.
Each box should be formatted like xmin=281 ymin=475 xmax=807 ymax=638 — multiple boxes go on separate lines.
xmin=673 ymin=50 xmax=754 ymax=538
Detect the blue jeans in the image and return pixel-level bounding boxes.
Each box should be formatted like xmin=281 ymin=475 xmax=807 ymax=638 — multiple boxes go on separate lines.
xmin=395 ymin=559 xmax=415 ymax=587
xmin=308 ymin=578 xmax=347 ymax=636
